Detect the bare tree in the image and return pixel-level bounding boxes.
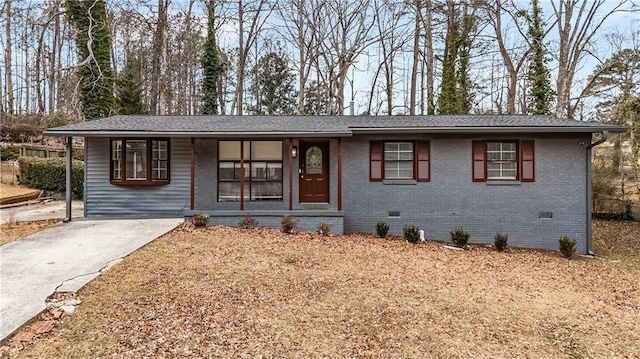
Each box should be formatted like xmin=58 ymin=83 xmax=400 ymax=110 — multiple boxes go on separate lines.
xmin=275 ymin=0 xmax=319 ymax=114
xmin=233 ymin=0 xmax=272 ymax=115
xmin=551 ymin=0 xmax=637 ymax=119
xmin=419 ymin=0 xmax=436 ymax=115
xmin=308 ymin=0 xmax=378 ymax=115
xmin=366 ymin=0 xmax=410 ymax=115
xmin=482 ymin=0 xmax=530 ymax=114
xmin=3 ymin=0 xmax=15 ymax=115
xmin=149 ymin=0 xmax=170 ymax=115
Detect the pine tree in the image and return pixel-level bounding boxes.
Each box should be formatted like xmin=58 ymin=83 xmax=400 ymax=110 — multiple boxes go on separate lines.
xmin=526 ymin=0 xmax=555 ymax=115
xmin=248 ymin=50 xmax=297 ymax=115
xmin=303 ymin=80 xmax=331 ymax=115
xmin=202 ymin=0 xmax=223 ymax=115
xmin=115 ymin=54 xmax=146 ymax=115
xmin=66 ymin=0 xmax=115 ymax=120
xmin=586 ymin=48 xmax=640 ymax=168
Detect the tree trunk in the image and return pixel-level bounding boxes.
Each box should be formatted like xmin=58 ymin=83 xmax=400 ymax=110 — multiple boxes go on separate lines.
xmin=491 ymin=0 xmax=517 ymax=114
xmin=551 ymin=0 xmax=632 ymax=118
xmin=5 ymin=0 xmax=14 ymax=115
xmin=150 ymin=0 xmax=169 ymax=115
xmin=237 ymin=0 xmax=244 ymax=115
xmin=409 ymin=0 xmax=420 ymax=115
xmin=49 ymin=3 xmax=60 ymax=114
xmin=423 ymin=0 xmax=434 ymax=115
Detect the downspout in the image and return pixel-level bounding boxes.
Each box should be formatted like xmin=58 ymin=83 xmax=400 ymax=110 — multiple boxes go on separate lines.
xmin=586 ymin=131 xmax=608 ymax=255
xmin=63 ymin=136 xmax=72 ymax=223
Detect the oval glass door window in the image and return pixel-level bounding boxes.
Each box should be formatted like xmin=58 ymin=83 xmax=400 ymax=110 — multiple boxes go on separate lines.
xmin=306 ymin=146 xmax=323 ymax=174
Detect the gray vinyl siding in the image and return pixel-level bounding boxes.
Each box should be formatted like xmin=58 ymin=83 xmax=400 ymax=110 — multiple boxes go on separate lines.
xmin=84 ymin=137 xmax=191 ymax=217
xmin=341 ymin=134 xmax=592 ymax=253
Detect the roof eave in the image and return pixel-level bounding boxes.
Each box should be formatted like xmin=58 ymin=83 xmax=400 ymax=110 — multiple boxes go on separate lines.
xmin=43 ymin=130 xmax=354 ymax=138
xmin=349 ymin=126 xmax=627 ymax=134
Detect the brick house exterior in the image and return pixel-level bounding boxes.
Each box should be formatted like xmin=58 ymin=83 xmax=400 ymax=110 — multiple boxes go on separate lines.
xmin=45 ymin=115 xmax=626 ymax=253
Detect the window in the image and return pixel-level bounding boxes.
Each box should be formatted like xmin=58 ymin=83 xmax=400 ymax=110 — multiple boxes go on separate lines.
xmin=370 ymin=141 xmax=430 ymax=182
xmin=218 ymin=141 xmax=283 ymax=202
xmin=385 ymin=142 xmax=414 ymax=179
xmin=111 ymin=139 xmax=170 ymax=185
xmin=487 ymin=142 xmax=517 ymax=179
xmin=472 ymin=140 xmax=535 ymax=182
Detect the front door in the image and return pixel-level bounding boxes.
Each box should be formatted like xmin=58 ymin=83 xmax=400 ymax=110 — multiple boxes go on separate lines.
xmin=299 ymin=141 xmax=329 ymax=203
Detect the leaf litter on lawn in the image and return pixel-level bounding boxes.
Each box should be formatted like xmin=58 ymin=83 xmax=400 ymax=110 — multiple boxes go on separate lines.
xmin=5 ymin=222 xmax=640 ymax=358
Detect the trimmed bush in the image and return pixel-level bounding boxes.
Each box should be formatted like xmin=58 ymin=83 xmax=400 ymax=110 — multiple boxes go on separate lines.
xmin=494 ymin=232 xmax=509 ymax=251
xmin=192 ymin=214 xmax=210 ymax=227
xmin=559 ymin=236 xmax=576 ymax=259
xmin=317 ymin=222 xmax=331 ymax=236
xmin=18 ymin=157 xmax=84 ymax=199
xmin=375 ymin=221 xmax=390 ymax=238
xmin=450 ymin=226 xmax=470 ymax=248
xmin=403 ymin=225 xmax=420 ymax=243
xmin=281 ymin=215 xmax=299 ymax=234
xmin=238 ymin=214 xmax=259 ymax=229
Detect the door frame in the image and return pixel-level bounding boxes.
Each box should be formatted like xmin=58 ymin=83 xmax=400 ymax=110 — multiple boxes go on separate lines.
xmin=298 ymin=140 xmax=330 ymax=203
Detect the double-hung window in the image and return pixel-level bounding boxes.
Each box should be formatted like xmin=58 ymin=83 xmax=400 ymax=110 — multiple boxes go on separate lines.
xmin=384 ymin=142 xmax=414 ymax=179
xmin=111 ymin=139 xmax=170 ymax=185
xmin=370 ymin=141 xmax=430 ymax=182
xmin=218 ymin=141 xmax=283 ymax=201
xmin=472 ymin=140 xmax=535 ymax=182
xmin=486 ymin=142 xmax=517 ymax=180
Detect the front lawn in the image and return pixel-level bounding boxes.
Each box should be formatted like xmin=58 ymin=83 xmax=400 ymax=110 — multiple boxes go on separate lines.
xmin=6 ymin=220 xmax=640 ymax=358
xmin=0 ymin=220 xmax=61 ymax=247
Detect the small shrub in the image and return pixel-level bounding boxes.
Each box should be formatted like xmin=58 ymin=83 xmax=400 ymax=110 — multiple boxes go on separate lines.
xmin=494 ymin=232 xmax=509 ymax=251
xmin=238 ymin=214 xmax=259 ymax=229
xmin=450 ymin=226 xmax=470 ymax=248
xmin=375 ymin=221 xmax=390 ymax=238
xmin=403 ymin=225 xmax=420 ymax=243
xmin=317 ymin=222 xmax=331 ymax=236
xmin=192 ymin=214 xmax=210 ymax=227
xmin=559 ymin=235 xmax=576 ymax=259
xmin=281 ymin=215 xmax=299 ymax=234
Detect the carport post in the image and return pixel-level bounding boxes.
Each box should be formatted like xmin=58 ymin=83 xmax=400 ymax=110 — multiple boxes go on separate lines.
xmin=64 ymin=136 xmax=72 ymax=223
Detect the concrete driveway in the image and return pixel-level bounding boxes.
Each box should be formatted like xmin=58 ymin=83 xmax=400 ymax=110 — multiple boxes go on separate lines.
xmin=0 ymin=218 xmax=182 ymax=341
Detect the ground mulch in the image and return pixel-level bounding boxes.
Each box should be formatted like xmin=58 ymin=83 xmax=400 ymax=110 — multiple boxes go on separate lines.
xmin=3 ymin=221 xmax=640 ymax=358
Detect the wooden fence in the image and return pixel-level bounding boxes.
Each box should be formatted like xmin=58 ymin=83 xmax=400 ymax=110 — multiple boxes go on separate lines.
xmin=18 ymin=144 xmax=84 ymax=160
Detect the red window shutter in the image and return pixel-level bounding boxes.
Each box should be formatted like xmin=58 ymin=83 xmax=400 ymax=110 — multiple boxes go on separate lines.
xmin=370 ymin=141 xmax=383 ymax=181
xmin=472 ymin=140 xmax=486 ymax=182
xmin=520 ymin=140 xmax=535 ymax=182
xmin=416 ymin=141 xmax=430 ymax=182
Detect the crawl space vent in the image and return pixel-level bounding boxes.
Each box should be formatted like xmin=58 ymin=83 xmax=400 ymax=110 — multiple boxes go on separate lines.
xmin=539 ymin=211 xmax=553 ymax=219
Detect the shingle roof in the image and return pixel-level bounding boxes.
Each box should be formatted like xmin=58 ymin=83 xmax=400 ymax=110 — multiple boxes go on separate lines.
xmin=44 ymin=115 xmax=626 ymax=137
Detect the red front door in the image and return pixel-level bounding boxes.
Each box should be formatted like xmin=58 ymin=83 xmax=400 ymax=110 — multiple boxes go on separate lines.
xmin=299 ymin=141 xmax=329 ymax=203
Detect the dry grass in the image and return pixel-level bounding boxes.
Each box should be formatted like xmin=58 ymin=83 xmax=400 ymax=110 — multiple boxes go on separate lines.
xmin=0 ymin=219 xmax=62 ymax=246
xmin=593 ymin=219 xmax=640 ymax=265
xmin=5 ymin=221 xmax=640 ymax=358
xmin=0 ymin=184 xmax=36 ymax=199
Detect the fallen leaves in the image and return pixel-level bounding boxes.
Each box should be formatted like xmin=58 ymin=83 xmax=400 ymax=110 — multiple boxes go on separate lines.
xmin=4 ymin=221 xmax=640 ymax=358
